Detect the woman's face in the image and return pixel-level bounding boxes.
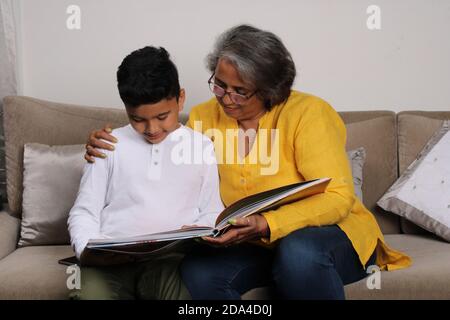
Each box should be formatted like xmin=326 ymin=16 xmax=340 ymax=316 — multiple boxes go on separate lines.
xmin=213 ymin=58 xmax=266 ymax=122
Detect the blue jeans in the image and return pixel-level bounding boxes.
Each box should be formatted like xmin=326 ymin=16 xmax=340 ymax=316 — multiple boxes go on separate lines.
xmin=180 ymin=225 xmax=377 ymax=299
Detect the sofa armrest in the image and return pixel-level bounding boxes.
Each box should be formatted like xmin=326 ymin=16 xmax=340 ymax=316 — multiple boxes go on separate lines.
xmin=0 ymin=209 xmax=20 ymax=260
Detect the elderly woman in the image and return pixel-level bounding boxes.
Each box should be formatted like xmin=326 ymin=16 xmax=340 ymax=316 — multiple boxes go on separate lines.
xmin=84 ymin=25 xmax=410 ymax=299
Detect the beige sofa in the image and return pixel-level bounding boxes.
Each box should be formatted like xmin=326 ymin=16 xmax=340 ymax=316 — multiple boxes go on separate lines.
xmin=0 ymin=96 xmax=449 ymax=299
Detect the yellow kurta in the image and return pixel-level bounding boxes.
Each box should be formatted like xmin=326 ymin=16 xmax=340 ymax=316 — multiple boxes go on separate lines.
xmin=187 ymin=90 xmax=411 ymax=271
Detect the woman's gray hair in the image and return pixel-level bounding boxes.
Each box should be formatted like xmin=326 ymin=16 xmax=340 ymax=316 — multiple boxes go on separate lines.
xmin=207 ymin=25 xmax=296 ymax=110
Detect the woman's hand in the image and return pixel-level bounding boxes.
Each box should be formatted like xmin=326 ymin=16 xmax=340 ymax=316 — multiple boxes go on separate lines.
xmin=84 ymin=124 xmax=118 ymax=163
xmin=202 ymin=214 xmax=270 ymax=247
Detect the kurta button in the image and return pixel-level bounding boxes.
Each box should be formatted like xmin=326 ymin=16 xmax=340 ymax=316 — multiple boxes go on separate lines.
xmin=154 ymin=162 xmax=158 ymax=165
xmin=240 ymin=178 xmax=245 ymax=184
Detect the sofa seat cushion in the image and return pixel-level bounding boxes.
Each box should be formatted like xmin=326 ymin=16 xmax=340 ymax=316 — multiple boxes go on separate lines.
xmin=0 ymin=245 xmax=73 ymax=299
xmin=345 ymin=234 xmax=450 ymax=299
xmin=243 ymin=234 xmax=450 ymax=300
xmin=2 ymin=235 xmax=449 ymax=300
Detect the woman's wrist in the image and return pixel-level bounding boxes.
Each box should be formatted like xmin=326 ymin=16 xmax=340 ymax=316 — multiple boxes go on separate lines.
xmin=257 ymin=214 xmax=271 ymax=238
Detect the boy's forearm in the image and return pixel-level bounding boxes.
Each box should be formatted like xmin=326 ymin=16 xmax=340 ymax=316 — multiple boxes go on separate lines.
xmin=68 ymin=159 xmax=109 ymax=259
xmin=71 ymin=236 xmax=90 ymax=260
xmin=68 ymin=210 xmax=102 ymax=259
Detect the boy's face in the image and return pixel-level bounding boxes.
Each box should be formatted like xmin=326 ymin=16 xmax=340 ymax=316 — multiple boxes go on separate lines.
xmin=126 ymin=89 xmax=185 ymax=144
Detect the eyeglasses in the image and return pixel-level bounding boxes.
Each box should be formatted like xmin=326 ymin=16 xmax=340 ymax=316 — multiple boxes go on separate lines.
xmin=208 ymin=74 xmax=257 ymax=105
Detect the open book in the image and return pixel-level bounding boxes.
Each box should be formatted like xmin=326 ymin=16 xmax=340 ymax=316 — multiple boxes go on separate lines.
xmin=59 ymin=177 xmax=330 ymax=265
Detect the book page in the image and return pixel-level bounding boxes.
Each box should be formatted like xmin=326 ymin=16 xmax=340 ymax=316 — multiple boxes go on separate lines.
xmin=214 ymin=178 xmax=331 ymax=230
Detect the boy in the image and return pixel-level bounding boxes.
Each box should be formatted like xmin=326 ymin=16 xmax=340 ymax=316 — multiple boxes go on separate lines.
xmin=68 ymin=46 xmax=224 ymax=299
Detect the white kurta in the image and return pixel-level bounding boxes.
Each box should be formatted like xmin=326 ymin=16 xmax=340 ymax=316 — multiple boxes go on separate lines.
xmin=68 ymin=124 xmax=224 ymax=259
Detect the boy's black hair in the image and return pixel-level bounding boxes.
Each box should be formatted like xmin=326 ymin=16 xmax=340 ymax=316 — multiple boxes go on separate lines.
xmin=117 ymin=46 xmax=180 ymax=108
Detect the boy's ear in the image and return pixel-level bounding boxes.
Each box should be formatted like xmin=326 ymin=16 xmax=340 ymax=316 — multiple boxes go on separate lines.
xmin=178 ymin=88 xmax=186 ymax=112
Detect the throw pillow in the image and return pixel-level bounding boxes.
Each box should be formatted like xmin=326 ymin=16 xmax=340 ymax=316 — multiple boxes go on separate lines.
xmin=19 ymin=143 xmax=85 ymax=246
xmin=377 ymin=120 xmax=450 ymax=241
xmin=347 ymin=147 xmax=366 ymax=202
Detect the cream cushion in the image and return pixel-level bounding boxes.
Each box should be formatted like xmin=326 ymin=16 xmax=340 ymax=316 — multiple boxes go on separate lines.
xmin=19 ymin=144 xmax=85 ymax=246
xmin=378 ymin=121 xmax=450 ymax=241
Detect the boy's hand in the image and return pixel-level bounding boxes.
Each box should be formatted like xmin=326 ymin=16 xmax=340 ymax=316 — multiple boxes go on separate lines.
xmin=79 ymin=248 xmax=134 ymax=267
xmin=201 ymin=214 xmax=270 ymax=247
xmin=85 ymin=124 xmax=118 ymax=163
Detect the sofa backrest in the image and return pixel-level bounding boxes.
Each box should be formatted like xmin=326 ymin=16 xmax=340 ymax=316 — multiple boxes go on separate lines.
xmin=339 ymin=111 xmax=401 ymax=234
xmin=397 ymin=111 xmax=450 ymax=234
xmin=3 ymin=96 xmax=401 ymax=234
xmin=3 ymin=96 xmax=129 ymax=218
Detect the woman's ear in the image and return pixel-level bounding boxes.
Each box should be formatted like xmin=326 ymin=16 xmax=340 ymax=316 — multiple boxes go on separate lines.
xmin=178 ymin=88 xmax=186 ymax=112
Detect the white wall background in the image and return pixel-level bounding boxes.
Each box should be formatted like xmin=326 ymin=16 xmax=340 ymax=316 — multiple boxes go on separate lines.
xmin=15 ymin=0 xmax=450 ymax=113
